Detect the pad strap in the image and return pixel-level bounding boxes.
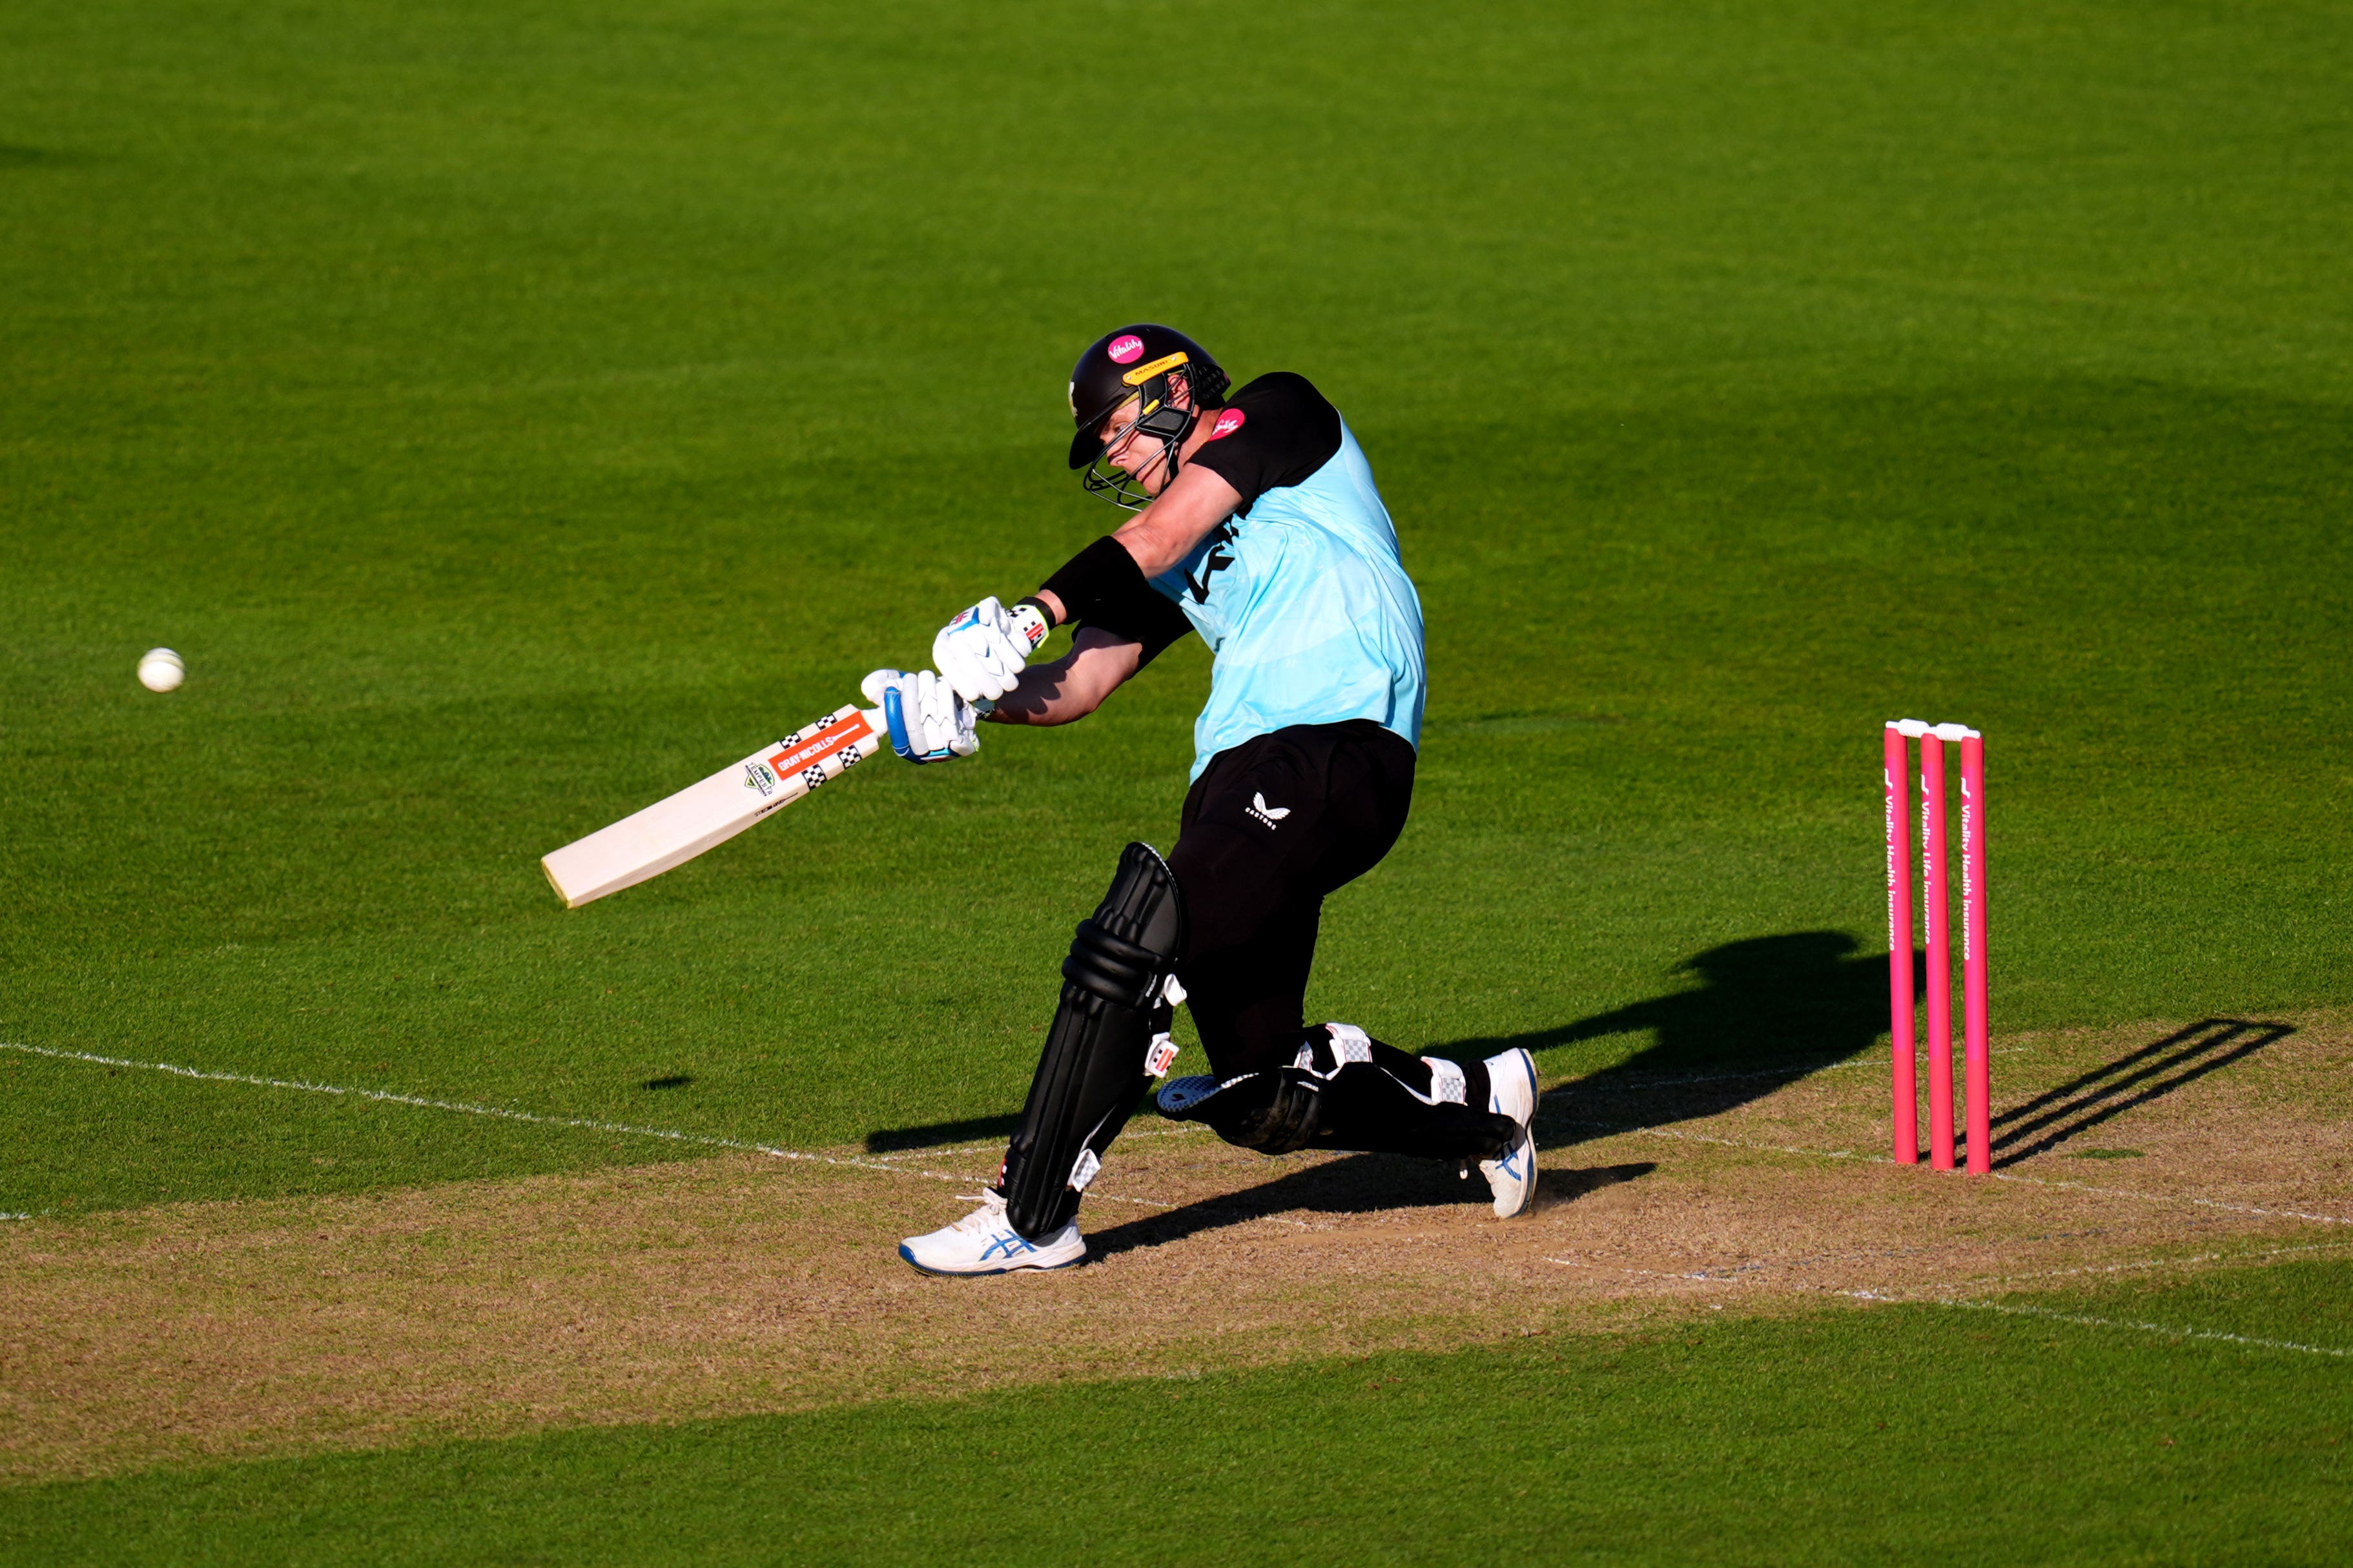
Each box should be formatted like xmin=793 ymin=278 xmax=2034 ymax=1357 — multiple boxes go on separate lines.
xmin=1158 ymin=1026 xmax=1514 ymax=1161
xmin=1063 ymin=919 xmax=1169 ymax=1008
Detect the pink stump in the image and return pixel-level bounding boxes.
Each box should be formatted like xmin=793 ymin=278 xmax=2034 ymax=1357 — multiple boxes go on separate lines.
xmin=1884 ymin=725 xmax=1916 ymax=1163
xmin=1920 ymin=735 xmax=1954 ymax=1170
xmin=1960 ymin=732 xmax=1989 ymax=1175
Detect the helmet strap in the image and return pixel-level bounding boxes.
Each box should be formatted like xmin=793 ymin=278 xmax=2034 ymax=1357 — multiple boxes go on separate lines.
xmin=1132 ymin=372 xmax=1197 ymax=488
xmin=1078 ymin=369 xmax=1204 ymax=511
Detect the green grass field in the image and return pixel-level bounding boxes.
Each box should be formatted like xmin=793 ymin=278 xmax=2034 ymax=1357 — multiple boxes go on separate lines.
xmin=9 ymin=1263 xmax=2353 ymax=1566
xmin=5 ymin=0 xmax=2351 ymax=1558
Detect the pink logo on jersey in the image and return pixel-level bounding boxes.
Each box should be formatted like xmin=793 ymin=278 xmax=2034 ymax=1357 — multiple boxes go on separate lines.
xmin=1107 ymin=334 xmax=1146 ymax=364
xmin=1209 ymin=408 xmax=1247 ymax=440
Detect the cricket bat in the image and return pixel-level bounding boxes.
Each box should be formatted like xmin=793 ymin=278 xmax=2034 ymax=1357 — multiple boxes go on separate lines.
xmin=542 ymin=704 xmax=887 ymax=908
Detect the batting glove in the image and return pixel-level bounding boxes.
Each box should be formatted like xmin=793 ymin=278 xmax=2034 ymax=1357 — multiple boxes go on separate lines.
xmin=860 ymin=668 xmax=980 ymax=764
xmin=932 ymin=596 xmax=1039 ymax=705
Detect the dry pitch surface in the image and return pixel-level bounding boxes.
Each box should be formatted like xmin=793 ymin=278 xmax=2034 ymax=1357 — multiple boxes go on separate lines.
xmin=6 ymin=1013 xmax=2348 ymax=1483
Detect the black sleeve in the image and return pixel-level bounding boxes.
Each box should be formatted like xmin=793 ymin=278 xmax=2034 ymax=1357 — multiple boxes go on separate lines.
xmin=1036 ymin=535 xmax=1197 ymax=668
xmin=1183 ymin=371 xmax=1344 ymax=515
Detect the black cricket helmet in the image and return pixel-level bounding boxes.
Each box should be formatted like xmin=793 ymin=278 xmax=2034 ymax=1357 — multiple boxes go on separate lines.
xmin=1067 ymin=323 xmax=1230 ymax=510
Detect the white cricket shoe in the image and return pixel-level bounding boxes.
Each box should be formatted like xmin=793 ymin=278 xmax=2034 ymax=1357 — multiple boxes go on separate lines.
xmin=898 ymin=1188 xmax=1087 ymax=1276
xmin=1479 ymin=1047 xmax=1540 ymax=1217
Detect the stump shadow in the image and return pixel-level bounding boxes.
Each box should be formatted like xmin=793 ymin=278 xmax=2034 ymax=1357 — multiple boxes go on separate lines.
xmin=1990 ymin=1017 xmax=2292 ymax=1166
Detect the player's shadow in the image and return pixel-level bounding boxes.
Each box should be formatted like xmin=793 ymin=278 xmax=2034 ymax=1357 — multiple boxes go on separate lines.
xmin=1084 ymin=1156 xmax=1656 ymax=1261
xmin=1444 ymin=930 xmax=1903 ymax=1146
xmin=1089 ymin=931 xmax=1882 ymax=1256
xmin=1989 ymin=1017 xmax=2292 ymax=1166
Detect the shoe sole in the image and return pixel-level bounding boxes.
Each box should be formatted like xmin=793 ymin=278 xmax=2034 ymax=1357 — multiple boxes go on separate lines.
xmin=1490 ymin=1049 xmax=1541 ymax=1218
xmin=896 ymin=1241 xmax=1087 ymax=1277
xmin=1492 ymin=1124 xmax=1539 ymax=1218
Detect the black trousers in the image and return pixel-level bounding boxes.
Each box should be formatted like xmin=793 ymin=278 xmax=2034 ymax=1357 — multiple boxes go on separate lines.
xmin=1168 ymin=719 xmax=1417 ymax=1078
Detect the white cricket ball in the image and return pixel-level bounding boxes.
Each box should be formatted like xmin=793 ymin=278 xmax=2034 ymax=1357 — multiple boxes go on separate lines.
xmin=138 ymin=647 xmax=185 ymax=693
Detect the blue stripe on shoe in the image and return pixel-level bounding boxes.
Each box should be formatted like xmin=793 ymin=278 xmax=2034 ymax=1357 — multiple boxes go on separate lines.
xmin=896 ymin=1241 xmax=1087 ymax=1277
xmin=898 ymin=1242 xmax=1018 ymax=1278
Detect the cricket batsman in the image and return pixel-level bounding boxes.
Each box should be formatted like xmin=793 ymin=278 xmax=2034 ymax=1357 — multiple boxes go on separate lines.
xmin=870 ymin=325 xmax=1539 ymax=1275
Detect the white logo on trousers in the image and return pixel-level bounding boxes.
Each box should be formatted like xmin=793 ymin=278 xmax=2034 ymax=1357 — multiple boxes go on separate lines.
xmin=1246 ymin=792 xmax=1291 ymax=829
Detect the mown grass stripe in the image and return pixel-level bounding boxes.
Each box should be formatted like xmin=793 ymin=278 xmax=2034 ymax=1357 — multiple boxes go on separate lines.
xmin=1841 ymin=1290 xmax=2353 ymax=1359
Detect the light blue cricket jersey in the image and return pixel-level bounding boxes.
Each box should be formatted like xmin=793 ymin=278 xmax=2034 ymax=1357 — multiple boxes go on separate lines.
xmin=1147 ymin=419 xmax=1426 ymax=780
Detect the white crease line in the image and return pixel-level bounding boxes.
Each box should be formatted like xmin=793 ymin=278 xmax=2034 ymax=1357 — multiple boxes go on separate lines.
xmin=1548 ymin=1236 xmax=2353 ymax=1296
xmin=1545 ymin=1256 xmax=1745 ymax=1285
xmin=0 ymin=1041 xmax=1175 ymax=1213
xmin=867 ymin=1123 xmax=1208 ymax=1164
xmin=1559 ymin=1119 xmax=1865 ymax=1163
xmin=1 ymin=1042 xmax=940 ymax=1176
xmin=1543 ymin=1236 xmax=2103 ymax=1287
xmin=1581 ymin=1063 xmax=1860 ymax=1090
xmin=1559 ymin=1117 xmax=2353 ymax=1227
xmin=1989 ymin=1171 xmax=2353 ymax=1227
xmin=1973 ymin=1237 xmax=2353 ymax=1287
xmin=1833 ymin=1288 xmax=2353 ymax=1359
xmin=1580 ymin=1044 xmax=2035 ymax=1092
